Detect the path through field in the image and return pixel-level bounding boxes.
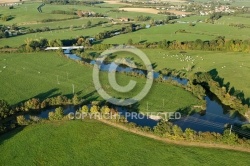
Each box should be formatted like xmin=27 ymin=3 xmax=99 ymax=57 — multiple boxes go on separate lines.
xmin=99 ymin=119 xmax=250 ymax=153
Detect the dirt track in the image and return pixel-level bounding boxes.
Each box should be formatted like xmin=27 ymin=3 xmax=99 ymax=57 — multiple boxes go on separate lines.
xmin=99 ymin=119 xmax=250 ymax=153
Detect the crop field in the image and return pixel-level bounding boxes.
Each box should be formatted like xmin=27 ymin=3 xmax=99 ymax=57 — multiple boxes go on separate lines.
xmin=0 ymin=52 xmax=199 ymax=111
xmin=0 ymin=120 xmax=249 ymax=165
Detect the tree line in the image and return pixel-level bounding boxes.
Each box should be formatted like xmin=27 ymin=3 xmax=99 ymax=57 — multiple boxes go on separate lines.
xmin=188 ymin=71 xmax=249 ymax=116
xmin=134 ymin=36 xmax=250 ymax=52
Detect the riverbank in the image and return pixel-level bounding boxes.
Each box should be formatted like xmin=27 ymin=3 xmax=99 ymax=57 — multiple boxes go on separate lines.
xmin=98 ymin=119 xmax=250 ymax=153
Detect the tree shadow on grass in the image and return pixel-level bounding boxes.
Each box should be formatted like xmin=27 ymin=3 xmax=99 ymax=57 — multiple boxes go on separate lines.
xmin=208 ymin=68 xmax=250 ymax=106
xmin=0 ymin=126 xmax=25 ymax=145
xmin=13 ymin=88 xmax=61 ymax=107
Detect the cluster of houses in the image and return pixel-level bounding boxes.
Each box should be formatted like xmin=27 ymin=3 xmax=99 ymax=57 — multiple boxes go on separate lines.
xmin=215 ymin=5 xmax=235 ymax=13
xmin=199 ymin=5 xmax=235 ymax=16
xmin=77 ymin=11 xmax=96 ymax=17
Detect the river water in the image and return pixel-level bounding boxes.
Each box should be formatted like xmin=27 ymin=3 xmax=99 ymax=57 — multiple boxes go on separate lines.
xmin=29 ymin=49 xmax=248 ymax=133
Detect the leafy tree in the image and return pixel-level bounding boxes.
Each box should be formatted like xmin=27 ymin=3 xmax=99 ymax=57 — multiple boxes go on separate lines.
xmin=80 ymin=105 xmax=89 ymax=113
xmin=100 ymin=106 xmax=110 ymax=114
xmin=184 ymin=128 xmax=196 ymax=140
xmin=86 ymin=20 xmax=92 ymax=28
xmin=153 ymin=120 xmax=173 ymax=136
xmin=0 ymin=100 xmax=10 ymax=119
xmin=127 ymin=38 xmax=133 ymax=45
xmin=17 ymin=115 xmax=28 ymax=125
xmin=90 ymin=105 xmax=100 ymax=114
xmin=172 ymin=125 xmax=183 ymax=136
xmin=222 ymin=129 xmax=238 ymax=145
xmin=49 ymin=107 xmax=64 ymax=120
xmin=72 ymin=94 xmax=80 ymax=105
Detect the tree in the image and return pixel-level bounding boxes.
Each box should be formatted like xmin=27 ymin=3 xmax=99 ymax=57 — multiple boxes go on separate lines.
xmin=86 ymin=20 xmax=92 ymax=28
xmin=172 ymin=125 xmax=183 ymax=137
xmin=222 ymin=129 xmax=238 ymax=145
xmin=127 ymin=38 xmax=133 ymax=45
xmin=0 ymin=100 xmax=10 ymax=119
xmin=80 ymin=105 xmax=89 ymax=113
xmin=100 ymin=105 xmax=110 ymax=114
xmin=184 ymin=128 xmax=196 ymax=140
xmin=90 ymin=105 xmax=99 ymax=114
xmin=17 ymin=115 xmax=28 ymax=125
xmin=49 ymin=107 xmax=64 ymax=120
xmin=72 ymin=94 xmax=80 ymax=105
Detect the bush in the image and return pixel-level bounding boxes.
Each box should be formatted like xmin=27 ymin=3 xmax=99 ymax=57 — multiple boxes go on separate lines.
xmin=49 ymin=107 xmax=64 ymax=120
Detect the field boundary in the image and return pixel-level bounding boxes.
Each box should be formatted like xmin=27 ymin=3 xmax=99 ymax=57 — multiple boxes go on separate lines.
xmin=98 ymin=119 xmax=250 ymax=153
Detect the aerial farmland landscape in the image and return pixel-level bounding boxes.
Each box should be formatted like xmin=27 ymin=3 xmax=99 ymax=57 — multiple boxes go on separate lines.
xmin=1 ymin=0 xmax=250 ymax=165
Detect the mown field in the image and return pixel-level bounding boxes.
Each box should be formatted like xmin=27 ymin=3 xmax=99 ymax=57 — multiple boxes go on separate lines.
xmin=0 ymin=120 xmax=249 ymax=165
xmin=0 ymin=52 xmax=200 ymax=112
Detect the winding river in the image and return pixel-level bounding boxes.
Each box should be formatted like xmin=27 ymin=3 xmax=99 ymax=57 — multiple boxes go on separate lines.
xmin=26 ymin=49 xmax=249 ymax=134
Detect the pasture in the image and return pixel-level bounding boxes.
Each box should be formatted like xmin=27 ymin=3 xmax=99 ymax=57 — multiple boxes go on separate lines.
xmin=94 ymin=49 xmax=250 ymax=99
xmin=0 ymin=52 xmax=200 ymax=112
xmin=0 ymin=120 xmax=249 ymax=165
xmin=103 ymin=23 xmax=250 ymax=45
xmin=0 ymin=24 xmax=124 ymax=47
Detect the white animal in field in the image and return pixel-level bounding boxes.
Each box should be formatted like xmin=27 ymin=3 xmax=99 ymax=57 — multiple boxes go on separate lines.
xmin=38 ymin=71 xmax=40 ymax=74
xmin=3 ymin=66 xmax=6 ymax=69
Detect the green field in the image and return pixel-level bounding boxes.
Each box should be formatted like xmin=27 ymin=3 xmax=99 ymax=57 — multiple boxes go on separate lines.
xmin=103 ymin=23 xmax=250 ymax=44
xmin=215 ymin=16 xmax=250 ymax=26
xmin=0 ymin=120 xmax=249 ymax=165
xmin=0 ymin=24 xmax=124 ymax=47
xmin=89 ymin=49 xmax=250 ymax=99
xmin=0 ymin=2 xmax=166 ymax=25
xmin=0 ymin=52 xmax=200 ymax=112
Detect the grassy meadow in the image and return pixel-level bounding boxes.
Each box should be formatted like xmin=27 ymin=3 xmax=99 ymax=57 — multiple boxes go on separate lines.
xmin=103 ymin=22 xmax=250 ymax=45
xmin=0 ymin=24 xmax=124 ymax=47
xmin=0 ymin=120 xmax=250 ymax=165
xmin=0 ymin=52 xmax=200 ymax=112
xmin=88 ymin=49 xmax=250 ymax=98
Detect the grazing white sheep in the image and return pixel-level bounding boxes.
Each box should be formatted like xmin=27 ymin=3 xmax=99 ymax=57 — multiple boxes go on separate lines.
xmin=3 ymin=66 xmax=6 ymax=69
